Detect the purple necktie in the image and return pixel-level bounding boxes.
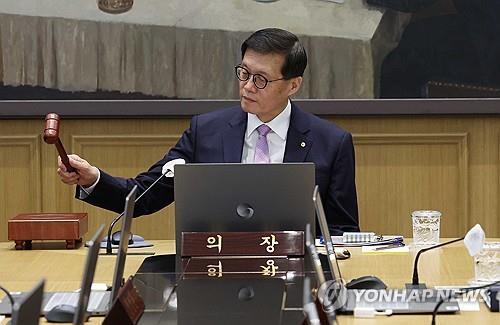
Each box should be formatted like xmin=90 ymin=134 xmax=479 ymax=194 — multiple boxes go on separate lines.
xmin=254 ymin=124 xmax=272 ymax=163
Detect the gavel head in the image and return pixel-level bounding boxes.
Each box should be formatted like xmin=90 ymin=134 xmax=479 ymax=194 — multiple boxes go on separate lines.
xmin=43 ymin=113 xmax=60 ymax=144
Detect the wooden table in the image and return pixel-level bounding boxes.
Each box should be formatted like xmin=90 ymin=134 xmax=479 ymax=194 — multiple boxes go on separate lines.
xmin=334 ymin=240 xmax=498 ymax=324
xmin=0 ymin=239 xmax=497 ymax=324
xmin=0 ymin=240 xmax=175 ymax=325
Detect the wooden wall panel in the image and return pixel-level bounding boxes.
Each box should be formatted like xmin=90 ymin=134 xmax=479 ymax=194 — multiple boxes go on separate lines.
xmin=72 ymin=135 xmax=180 ymax=240
xmin=353 ymin=133 xmax=468 ymax=238
xmin=1 ymin=116 xmax=499 ymax=242
xmin=0 ymin=135 xmax=41 ymax=241
xmin=334 ymin=115 xmax=499 ymax=237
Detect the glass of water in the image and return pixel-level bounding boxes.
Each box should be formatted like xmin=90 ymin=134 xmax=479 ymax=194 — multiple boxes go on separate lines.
xmin=474 ymin=242 xmax=500 ymax=283
xmin=411 ymin=210 xmax=441 ymax=246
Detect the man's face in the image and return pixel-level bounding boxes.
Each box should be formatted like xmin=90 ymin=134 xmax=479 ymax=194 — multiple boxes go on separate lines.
xmin=239 ymin=49 xmax=302 ymax=122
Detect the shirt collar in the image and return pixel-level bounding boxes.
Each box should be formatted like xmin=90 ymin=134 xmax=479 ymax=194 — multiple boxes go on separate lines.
xmin=246 ymin=99 xmax=291 ymax=141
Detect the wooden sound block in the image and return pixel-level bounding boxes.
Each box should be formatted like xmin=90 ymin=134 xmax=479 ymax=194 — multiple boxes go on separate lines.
xmin=8 ymin=213 xmax=88 ymax=250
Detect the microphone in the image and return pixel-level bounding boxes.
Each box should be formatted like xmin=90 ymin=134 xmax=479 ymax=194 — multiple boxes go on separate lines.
xmin=104 ymin=158 xmax=185 ymax=254
xmin=408 ymin=237 xmax=464 ymax=288
xmin=408 ymin=224 xmax=486 ymax=288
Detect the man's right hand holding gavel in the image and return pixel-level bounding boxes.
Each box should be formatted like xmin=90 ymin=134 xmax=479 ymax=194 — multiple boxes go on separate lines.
xmin=57 ymin=154 xmax=100 ymax=188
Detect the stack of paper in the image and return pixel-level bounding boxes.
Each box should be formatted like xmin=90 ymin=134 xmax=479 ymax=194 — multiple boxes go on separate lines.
xmin=316 ymin=235 xmax=404 ymax=247
xmin=361 ymin=245 xmax=409 ymax=254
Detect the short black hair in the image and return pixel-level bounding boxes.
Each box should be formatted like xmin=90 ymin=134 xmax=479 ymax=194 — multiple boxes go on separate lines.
xmin=241 ymin=28 xmax=307 ymax=79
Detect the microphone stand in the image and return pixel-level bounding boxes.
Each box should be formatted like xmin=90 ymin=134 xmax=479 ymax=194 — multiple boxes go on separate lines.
xmin=105 ymin=168 xmax=171 ymax=255
xmin=407 ymin=237 xmax=464 ymax=289
xmin=105 ymin=211 xmax=125 ymax=255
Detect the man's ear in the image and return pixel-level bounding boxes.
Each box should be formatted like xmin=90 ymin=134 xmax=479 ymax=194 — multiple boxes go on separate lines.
xmin=287 ymin=76 xmax=303 ymax=97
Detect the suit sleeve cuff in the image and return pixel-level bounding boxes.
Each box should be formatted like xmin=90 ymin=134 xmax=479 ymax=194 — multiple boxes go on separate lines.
xmin=77 ymin=169 xmax=101 ymax=199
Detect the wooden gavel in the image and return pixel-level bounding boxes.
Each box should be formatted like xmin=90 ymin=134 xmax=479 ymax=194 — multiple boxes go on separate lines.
xmin=43 ymin=113 xmax=75 ymax=173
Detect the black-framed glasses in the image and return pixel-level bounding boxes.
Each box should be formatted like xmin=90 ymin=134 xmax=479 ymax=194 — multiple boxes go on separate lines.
xmin=235 ymin=65 xmax=285 ymax=89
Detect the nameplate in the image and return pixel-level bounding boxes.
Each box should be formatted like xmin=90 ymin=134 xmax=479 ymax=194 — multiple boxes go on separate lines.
xmin=182 ymin=257 xmax=305 ymax=278
xmin=181 ymin=231 xmax=304 ymax=257
xmin=103 ymin=276 xmax=144 ymax=325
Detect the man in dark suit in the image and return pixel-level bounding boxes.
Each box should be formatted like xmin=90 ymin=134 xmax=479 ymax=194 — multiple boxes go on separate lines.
xmin=58 ymin=28 xmax=359 ymax=235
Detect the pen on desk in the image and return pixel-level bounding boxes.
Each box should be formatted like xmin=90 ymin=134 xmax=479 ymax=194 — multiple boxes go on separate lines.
xmin=374 ymin=243 xmax=405 ymax=251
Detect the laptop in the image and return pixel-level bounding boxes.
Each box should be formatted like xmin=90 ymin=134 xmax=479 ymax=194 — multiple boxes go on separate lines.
xmin=305 ymin=223 xmax=326 ymax=286
xmin=312 ymin=188 xmax=344 ymax=283
xmin=302 ymin=277 xmax=321 ymax=325
xmin=72 ymin=223 xmax=106 ymax=324
xmin=9 ymin=279 xmax=44 ymax=325
xmin=109 ymin=185 xmax=137 ymax=308
xmin=174 ymin=163 xmax=315 ymax=255
xmin=0 ymin=186 xmax=138 ymax=317
xmin=312 ymin=185 xmax=460 ymax=314
xmin=305 ymin=223 xmax=337 ymax=324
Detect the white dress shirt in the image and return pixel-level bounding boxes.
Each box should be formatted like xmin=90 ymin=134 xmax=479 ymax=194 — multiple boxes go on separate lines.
xmin=241 ymin=99 xmax=291 ymax=163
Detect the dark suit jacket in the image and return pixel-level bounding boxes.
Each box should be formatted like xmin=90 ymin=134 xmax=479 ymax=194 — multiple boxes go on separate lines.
xmin=81 ymin=102 xmax=359 ymax=235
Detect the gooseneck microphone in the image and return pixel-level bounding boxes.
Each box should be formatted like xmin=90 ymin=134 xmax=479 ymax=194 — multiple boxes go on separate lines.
xmin=409 ymin=237 xmax=464 ymax=288
xmin=105 ymin=167 xmax=172 ymax=255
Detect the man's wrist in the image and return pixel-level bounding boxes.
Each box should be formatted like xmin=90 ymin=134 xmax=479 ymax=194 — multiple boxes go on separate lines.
xmin=80 ymin=167 xmax=100 ymax=187
xmin=80 ymin=169 xmax=101 ymax=197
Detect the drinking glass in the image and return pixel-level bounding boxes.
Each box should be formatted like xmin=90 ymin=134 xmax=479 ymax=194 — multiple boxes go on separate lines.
xmin=411 ymin=210 xmax=441 ymax=246
xmin=474 ymin=241 xmax=500 ymax=283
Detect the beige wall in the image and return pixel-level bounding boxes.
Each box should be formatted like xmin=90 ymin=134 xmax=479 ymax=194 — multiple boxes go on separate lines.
xmin=1 ymin=115 xmax=499 ymax=242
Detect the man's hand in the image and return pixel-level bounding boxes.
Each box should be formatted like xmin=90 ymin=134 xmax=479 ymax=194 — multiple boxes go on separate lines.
xmin=57 ymin=154 xmax=99 ymax=187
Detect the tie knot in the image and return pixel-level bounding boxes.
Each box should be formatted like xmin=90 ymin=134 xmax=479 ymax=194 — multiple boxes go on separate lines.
xmin=257 ymin=124 xmax=272 ymax=137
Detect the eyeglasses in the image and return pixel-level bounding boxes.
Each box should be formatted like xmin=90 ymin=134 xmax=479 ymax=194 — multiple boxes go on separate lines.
xmin=235 ymin=65 xmax=285 ymax=89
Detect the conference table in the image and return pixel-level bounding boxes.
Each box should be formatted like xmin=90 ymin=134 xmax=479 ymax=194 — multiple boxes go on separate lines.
xmin=0 ymin=239 xmax=497 ymax=324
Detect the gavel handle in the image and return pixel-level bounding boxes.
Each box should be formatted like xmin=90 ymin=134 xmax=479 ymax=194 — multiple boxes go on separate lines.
xmin=55 ymin=139 xmax=75 ymax=173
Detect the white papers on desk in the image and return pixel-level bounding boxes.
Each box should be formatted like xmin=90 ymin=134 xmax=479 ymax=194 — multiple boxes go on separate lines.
xmin=315 ymin=235 xmax=404 ymax=247
xmin=362 ymin=245 xmax=409 ymax=254
xmin=457 ymin=300 xmax=481 ymax=311
xmin=433 ymin=286 xmax=481 ymax=311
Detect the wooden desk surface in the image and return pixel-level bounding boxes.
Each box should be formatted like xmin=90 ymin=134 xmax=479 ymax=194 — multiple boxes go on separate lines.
xmin=0 ymin=240 xmax=175 ymax=325
xmin=336 ymin=240 xmax=498 ymax=324
xmin=0 ymin=239 xmax=498 ymax=324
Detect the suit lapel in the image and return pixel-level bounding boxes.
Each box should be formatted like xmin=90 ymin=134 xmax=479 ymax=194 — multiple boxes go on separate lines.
xmin=222 ymin=109 xmax=247 ymax=162
xmin=284 ymin=103 xmax=312 ymax=162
